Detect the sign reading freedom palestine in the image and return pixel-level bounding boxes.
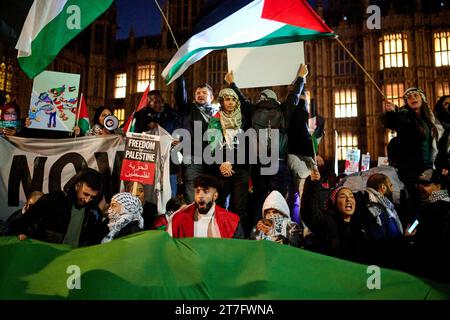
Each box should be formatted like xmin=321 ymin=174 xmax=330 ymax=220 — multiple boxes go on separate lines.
xmin=120 ymin=132 xmax=160 ymax=185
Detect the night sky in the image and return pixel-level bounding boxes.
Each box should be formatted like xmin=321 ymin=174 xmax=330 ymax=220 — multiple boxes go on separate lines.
xmin=115 ymin=0 xmax=163 ymax=39
xmin=115 ymin=0 xmax=322 ymax=40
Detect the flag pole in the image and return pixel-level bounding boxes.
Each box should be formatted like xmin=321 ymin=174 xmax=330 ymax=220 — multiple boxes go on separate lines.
xmin=74 ymin=93 xmax=83 ymax=140
xmin=334 ymin=36 xmax=387 ymax=100
xmin=154 ymin=0 xmax=180 ymax=50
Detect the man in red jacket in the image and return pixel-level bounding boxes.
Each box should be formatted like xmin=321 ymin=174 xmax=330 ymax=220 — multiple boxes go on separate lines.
xmin=168 ymin=174 xmax=245 ymax=239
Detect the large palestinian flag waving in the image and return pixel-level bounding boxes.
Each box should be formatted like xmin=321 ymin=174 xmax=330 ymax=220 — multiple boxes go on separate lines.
xmin=162 ymin=0 xmax=334 ymax=84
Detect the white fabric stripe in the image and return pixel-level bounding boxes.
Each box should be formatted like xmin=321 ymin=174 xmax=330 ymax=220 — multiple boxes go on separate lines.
xmin=162 ymin=0 xmax=286 ymax=83
xmin=16 ymin=0 xmax=68 ymax=57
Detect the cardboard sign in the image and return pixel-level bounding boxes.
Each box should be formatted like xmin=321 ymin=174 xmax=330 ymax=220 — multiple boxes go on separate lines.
xmin=344 ymin=148 xmax=361 ymax=174
xmin=28 ymin=71 xmax=80 ymax=132
xmin=227 ymin=42 xmax=305 ymax=88
xmin=361 ymin=153 xmax=371 ymax=172
xmin=378 ymin=157 xmax=389 ymax=167
xmin=120 ymin=132 xmax=160 ymax=185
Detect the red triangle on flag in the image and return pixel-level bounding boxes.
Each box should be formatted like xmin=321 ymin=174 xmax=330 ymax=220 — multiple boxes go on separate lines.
xmin=122 ymin=84 xmax=151 ymax=134
xmin=261 ymin=0 xmax=333 ymax=34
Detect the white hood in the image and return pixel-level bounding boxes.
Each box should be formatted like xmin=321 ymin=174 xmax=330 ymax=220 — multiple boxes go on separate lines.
xmin=262 ymin=190 xmax=290 ymax=218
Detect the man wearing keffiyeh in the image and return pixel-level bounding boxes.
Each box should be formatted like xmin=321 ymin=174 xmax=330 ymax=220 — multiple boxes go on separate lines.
xmin=101 ymin=193 xmax=144 ymax=244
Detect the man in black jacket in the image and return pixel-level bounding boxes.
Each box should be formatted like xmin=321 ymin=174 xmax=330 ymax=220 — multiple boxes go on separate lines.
xmin=175 ymin=77 xmax=217 ymax=203
xmin=10 ymin=168 xmax=107 ymax=247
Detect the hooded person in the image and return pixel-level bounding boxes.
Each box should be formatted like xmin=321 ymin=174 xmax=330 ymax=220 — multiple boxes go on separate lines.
xmin=250 ymin=190 xmax=303 ymax=247
xmin=101 ymin=193 xmax=144 ymax=243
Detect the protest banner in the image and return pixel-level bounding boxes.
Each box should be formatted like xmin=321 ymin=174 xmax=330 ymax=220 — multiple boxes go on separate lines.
xmin=0 ymin=135 xmax=124 ymax=220
xmin=120 ymin=132 xmax=160 ymax=185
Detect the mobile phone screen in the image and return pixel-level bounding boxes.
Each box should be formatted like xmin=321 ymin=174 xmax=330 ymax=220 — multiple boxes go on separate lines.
xmin=407 ymin=220 xmax=419 ymax=233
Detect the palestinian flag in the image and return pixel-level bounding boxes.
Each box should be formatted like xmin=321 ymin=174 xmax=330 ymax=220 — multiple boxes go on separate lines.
xmin=122 ymin=84 xmax=150 ymax=134
xmin=162 ymin=0 xmax=334 ymax=84
xmin=76 ymin=93 xmax=90 ymax=135
xmin=12 ymin=0 xmax=113 ymax=78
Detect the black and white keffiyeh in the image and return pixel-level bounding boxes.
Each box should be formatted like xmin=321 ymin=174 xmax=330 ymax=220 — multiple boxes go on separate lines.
xmin=366 ymin=187 xmax=403 ymax=234
xmin=101 ymin=193 xmax=144 ymax=244
xmin=426 ymin=190 xmax=450 ymax=203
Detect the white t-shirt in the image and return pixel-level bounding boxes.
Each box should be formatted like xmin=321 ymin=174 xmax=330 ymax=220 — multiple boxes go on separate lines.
xmin=194 ymin=204 xmax=215 ymax=238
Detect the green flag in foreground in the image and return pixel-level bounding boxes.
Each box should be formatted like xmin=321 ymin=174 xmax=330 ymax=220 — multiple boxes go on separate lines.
xmin=0 ymin=231 xmax=449 ymax=299
xmin=16 ymin=0 xmax=113 ymax=78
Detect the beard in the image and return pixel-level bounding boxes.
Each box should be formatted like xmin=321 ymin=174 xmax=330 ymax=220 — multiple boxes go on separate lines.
xmin=196 ymin=200 xmax=214 ymax=215
xmin=385 ymin=191 xmax=393 ymax=202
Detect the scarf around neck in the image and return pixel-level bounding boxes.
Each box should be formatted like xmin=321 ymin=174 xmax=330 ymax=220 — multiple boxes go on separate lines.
xmin=219 ymin=107 xmax=242 ymax=148
xmin=366 ymin=187 xmax=403 ymax=235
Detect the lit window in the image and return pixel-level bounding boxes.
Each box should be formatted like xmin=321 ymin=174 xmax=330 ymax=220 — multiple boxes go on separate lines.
xmin=0 ymin=61 xmax=6 ymax=91
xmin=334 ymin=89 xmax=357 ymax=118
xmin=114 ymin=73 xmax=127 ymax=98
xmin=379 ymin=33 xmax=408 ymax=69
xmin=434 ymin=32 xmax=450 ymax=67
xmin=137 ymin=64 xmax=156 ymax=92
xmin=115 ymin=108 xmax=125 ymax=126
xmin=384 ymin=83 xmax=405 ymax=108
xmin=338 ymin=132 xmax=358 ymax=161
xmin=436 ymin=81 xmax=450 ymax=97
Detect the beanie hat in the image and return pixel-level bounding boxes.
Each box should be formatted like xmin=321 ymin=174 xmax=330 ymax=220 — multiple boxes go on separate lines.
xmin=327 ymin=186 xmax=347 ymax=209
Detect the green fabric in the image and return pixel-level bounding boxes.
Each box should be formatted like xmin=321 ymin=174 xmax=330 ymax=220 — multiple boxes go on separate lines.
xmin=207 ymin=117 xmax=223 ymax=154
xmin=62 ymin=206 xmax=85 ymax=247
xmin=18 ymin=0 xmax=114 ymax=78
xmin=0 ymin=232 xmax=449 ymax=300
xmin=77 ymin=118 xmax=90 ymax=135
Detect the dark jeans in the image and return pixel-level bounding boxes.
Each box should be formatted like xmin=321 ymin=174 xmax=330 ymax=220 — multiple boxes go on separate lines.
xmin=217 ymin=165 xmax=249 ymax=231
xmin=250 ymin=159 xmax=291 ymax=228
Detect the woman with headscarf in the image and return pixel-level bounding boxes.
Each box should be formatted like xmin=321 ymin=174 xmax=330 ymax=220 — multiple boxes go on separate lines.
xmin=208 ymin=87 xmax=250 ymax=233
xmin=302 ymin=169 xmax=368 ymax=263
xmin=384 ymin=88 xmax=445 ymax=229
xmin=101 ymin=193 xmax=144 ymax=243
xmin=86 ymin=106 xmax=120 ymax=136
xmin=249 ymin=190 xmax=303 ymax=247
xmin=384 ymin=88 xmax=443 ymax=196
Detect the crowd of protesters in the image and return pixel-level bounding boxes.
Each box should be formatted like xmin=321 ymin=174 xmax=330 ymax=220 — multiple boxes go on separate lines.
xmin=1 ymin=70 xmax=449 ymax=283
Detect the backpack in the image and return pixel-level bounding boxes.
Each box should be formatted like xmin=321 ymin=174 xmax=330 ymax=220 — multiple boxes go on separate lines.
xmin=252 ymin=100 xmax=287 ymax=159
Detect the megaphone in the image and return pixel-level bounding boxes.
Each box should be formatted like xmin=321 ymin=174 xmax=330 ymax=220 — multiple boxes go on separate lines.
xmin=103 ymin=115 xmax=119 ymax=131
